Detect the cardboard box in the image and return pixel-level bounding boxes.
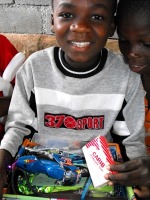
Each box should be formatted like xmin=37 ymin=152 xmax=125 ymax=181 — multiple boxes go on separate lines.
xmin=82 ymin=136 xmax=115 ymax=188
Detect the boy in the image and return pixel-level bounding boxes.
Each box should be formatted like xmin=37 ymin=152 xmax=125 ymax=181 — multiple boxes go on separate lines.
xmin=105 ymin=0 xmax=150 ymax=198
xmin=0 ymin=0 xmax=147 ymax=198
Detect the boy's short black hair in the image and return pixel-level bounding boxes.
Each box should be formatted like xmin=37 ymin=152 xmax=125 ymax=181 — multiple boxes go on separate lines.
xmin=51 ymin=0 xmax=117 ymax=15
xmin=116 ymin=0 xmax=150 ymax=20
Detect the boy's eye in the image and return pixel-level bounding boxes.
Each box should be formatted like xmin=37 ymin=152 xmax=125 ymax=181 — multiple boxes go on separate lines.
xmin=143 ymin=43 xmax=150 ymax=47
xmin=60 ymin=13 xmax=73 ymax=19
xmin=91 ymin=15 xmax=103 ymax=21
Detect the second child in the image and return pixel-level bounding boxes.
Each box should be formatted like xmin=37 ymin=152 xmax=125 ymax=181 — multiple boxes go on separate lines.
xmin=105 ymin=0 xmax=150 ymax=198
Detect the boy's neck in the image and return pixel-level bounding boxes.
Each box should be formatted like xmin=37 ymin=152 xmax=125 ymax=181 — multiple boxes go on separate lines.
xmin=64 ymin=51 xmax=102 ymax=71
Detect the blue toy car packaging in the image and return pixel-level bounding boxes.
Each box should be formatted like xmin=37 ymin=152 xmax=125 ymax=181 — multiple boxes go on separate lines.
xmin=7 ymin=136 xmax=136 ymax=200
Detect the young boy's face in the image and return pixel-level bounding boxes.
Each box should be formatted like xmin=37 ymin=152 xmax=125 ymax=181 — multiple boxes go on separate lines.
xmin=117 ymin=13 xmax=150 ymax=75
xmin=52 ymin=0 xmax=115 ymax=69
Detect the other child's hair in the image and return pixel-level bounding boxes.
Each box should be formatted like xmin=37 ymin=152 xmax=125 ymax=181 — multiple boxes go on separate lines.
xmin=116 ymin=0 xmax=150 ymax=20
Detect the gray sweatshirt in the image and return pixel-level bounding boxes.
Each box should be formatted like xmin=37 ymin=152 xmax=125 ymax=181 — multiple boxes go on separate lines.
xmin=0 ymin=47 xmax=146 ymax=159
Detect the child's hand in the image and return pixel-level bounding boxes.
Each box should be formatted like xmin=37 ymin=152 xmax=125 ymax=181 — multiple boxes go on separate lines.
xmin=104 ymin=157 xmax=150 ymax=187
xmin=0 ymin=156 xmax=7 ymax=200
xmin=134 ymin=186 xmax=150 ymax=198
xmin=0 ymin=150 xmax=13 ymax=200
xmin=0 ymin=168 xmax=6 ymax=200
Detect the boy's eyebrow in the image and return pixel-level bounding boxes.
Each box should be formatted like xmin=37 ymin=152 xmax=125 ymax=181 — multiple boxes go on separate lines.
xmin=57 ymin=3 xmax=75 ymax=9
xmin=91 ymin=3 xmax=109 ymax=10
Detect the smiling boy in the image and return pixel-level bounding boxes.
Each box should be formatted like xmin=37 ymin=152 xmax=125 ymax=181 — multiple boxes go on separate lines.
xmin=0 ymin=0 xmax=147 ymax=198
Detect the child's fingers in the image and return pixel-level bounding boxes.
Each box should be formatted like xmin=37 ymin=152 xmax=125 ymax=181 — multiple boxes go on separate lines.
xmin=106 ymin=181 xmax=115 ymax=186
xmin=134 ymin=187 xmax=150 ymax=198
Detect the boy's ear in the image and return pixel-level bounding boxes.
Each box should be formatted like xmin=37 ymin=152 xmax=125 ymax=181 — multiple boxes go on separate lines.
xmin=109 ymin=17 xmax=116 ymax=37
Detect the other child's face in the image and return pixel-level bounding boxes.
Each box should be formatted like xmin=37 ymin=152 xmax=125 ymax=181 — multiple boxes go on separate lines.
xmin=52 ymin=0 xmax=115 ymax=69
xmin=117 ymin=14 xmax=150 ymax=75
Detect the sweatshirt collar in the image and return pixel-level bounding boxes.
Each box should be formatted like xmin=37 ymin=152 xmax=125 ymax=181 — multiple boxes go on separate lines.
xmin=54 ymin=47 xmax=108 ymax=78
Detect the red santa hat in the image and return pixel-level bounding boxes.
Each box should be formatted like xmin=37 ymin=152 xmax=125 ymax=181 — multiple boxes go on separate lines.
xmin=0 ymin=34 xmax=25 ymax=137
xmin=0 ymin=34 xmax=18 ymax=86
xmin=0 ymin=34 xmax=25 ymax=96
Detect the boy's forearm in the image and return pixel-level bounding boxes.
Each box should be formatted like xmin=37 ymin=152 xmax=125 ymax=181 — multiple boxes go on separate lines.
xmin=0 ymin=149 xmax=13 ymax=199
xmin=0 ymin=149 xmax=13 ymax=169
xmin=0 ymin=97 xmax=11 ymax=117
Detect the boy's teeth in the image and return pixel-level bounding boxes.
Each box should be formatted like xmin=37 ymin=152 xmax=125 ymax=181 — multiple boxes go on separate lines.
xmin=71 ymin=42 xmax=90 ymax=47
xmin=132 ymin=65 xmax=143 ymax=68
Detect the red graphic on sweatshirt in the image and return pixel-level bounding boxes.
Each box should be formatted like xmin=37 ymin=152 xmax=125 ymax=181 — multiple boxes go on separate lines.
xmin=64 ymin=116 xmax=76 ymax=129
xmin=44 ymin=113 xmax=104 ymax=130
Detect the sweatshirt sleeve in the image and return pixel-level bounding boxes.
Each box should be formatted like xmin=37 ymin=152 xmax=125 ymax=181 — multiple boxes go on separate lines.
xmin=123 ymin=75 xmax=146 ymax=159
xmin=0 ymin=60 xmax=37 ymax=157
xmin=112 ymin=72 xmax=147 ymax=159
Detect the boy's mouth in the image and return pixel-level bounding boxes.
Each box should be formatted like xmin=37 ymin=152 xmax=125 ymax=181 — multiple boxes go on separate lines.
xmin=71 ymin=41 xmax=90 ymax=47
xmin=131 ymin=64 xmax=145 ymax=68
xmin=129 ymin=64 xmax=146 ymax=73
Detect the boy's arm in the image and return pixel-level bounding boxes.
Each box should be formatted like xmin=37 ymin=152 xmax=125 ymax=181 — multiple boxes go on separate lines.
xmin=123 ymin=75 xmax=146 ymax=159
xmin=0 ymin=149 xmax=13 ymax=199
xmin=0 ymin=96 xmax=11 ymax=117
xmin=112 ymin=74 xmax=146 ymax=159
xmin=0 ymin=60 xmax=37 ymax=158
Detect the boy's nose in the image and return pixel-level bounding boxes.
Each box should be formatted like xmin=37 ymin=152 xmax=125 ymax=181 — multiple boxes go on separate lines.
xmin=128 ymin=46 xmax=141 ymax=58
xmin=70 ymin=21 xmax=90 ymax=33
